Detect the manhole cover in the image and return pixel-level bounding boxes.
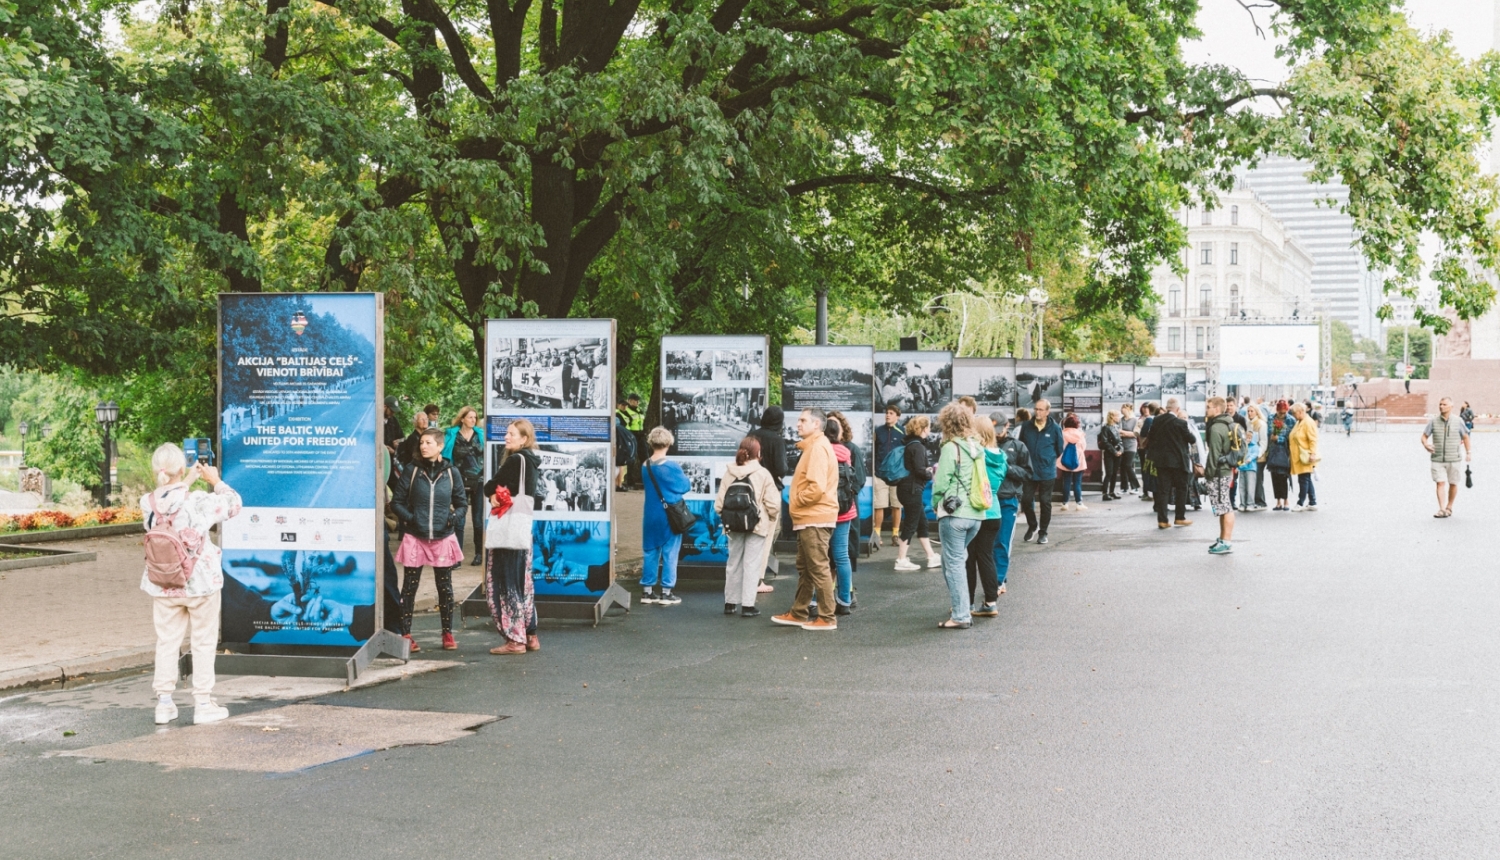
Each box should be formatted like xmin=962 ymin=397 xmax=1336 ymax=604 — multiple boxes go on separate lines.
xmin=61 ymin=704 xmax=500 ymax=772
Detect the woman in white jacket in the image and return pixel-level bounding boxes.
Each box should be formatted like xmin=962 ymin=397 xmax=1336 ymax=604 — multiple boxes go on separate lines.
xmin=141 ymin=443 xmax=242 ymax=726
xmin=714 ymin=436 xmax=780 ymax=618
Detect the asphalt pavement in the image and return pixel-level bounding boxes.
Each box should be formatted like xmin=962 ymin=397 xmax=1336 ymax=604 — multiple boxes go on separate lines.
xmin=2 ymin=427 xmax=1497 ymax=859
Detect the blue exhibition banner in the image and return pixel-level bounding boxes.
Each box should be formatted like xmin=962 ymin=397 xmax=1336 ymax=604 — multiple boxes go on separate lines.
xmin=219 ymin=293 xmax=383 ymax=647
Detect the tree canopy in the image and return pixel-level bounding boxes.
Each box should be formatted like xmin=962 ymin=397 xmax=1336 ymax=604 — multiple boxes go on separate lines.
xmin=1 ymin=0 xmax=1498 ymax=438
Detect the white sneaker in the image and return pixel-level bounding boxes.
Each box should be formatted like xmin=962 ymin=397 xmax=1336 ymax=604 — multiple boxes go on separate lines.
xmin=926 ymin=555 xmax=942 ymax=569
xmin=1063 ymin=502 xmax=1075 ymax=512
xmin=154 ymin=696 xmax=178 ymax=725
xmin=1292 ymin=504 xmax=1305 ymax=512
xmin=893 ymin=559 xmax=920 ymax=571
xmin=193 ymin=702 xmax=230 ymax=725
xmin=1075 ymin=503 xmax=1088 ymax=511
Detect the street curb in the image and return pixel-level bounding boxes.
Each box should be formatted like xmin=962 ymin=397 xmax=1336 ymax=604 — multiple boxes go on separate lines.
xmin=0 ymin=546 xmax=98 ymax=572
xmin=0 ymin=523 xmax=144 ymax=544
xmin=0 ymin=664 xmax=65 ymax=691
xmin=0 ymin=646 xmax=158 ymax=691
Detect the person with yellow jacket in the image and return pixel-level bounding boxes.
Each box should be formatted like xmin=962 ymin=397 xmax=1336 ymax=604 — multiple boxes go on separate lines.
xmin=772 ymin=407 xmax=841 ymax=631
xmin=1288 ymin=402 xmax=1320 ymax=511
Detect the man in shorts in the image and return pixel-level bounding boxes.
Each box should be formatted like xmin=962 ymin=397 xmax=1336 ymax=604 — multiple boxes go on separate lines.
xmin=1422 ymin=396 xmax=1472 ymax=518
xmin=870 ymin=405 xmax=906 ymax=552
xmin=1202 ymin=396 xmax=1238 ymax=555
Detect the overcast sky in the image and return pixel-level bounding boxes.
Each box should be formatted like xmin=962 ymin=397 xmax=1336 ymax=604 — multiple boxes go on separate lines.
xmin=1185 ymin=0 xmax=1493 ymax=83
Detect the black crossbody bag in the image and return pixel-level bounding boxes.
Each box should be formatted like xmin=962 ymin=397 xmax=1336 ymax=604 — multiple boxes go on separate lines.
xmin=647 ymin=460 xmax=697 ymax=535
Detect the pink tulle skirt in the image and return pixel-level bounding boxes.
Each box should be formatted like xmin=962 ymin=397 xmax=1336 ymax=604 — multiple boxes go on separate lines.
xmin=395 ymin=533 xmax=465 ymax=568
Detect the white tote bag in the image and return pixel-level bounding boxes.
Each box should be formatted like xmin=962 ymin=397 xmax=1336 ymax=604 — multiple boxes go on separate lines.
xmin=485 ymin=455 xmax=535 ymax=550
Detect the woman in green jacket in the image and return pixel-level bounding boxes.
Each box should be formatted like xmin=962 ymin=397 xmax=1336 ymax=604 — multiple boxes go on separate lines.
xmin=966 ymin=416 xmax=1008 ymax=618
xmin=932 ymin=402 xmax=989 ymax=629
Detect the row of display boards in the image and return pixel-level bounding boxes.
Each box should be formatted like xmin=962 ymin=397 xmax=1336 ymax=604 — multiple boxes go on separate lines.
xmin=207 ymin=301 xmax=1210 ymax=680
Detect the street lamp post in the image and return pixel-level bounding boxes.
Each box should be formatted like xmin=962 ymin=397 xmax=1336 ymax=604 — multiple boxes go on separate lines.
xmin=95 ymin=400 xmax=119 ymax=507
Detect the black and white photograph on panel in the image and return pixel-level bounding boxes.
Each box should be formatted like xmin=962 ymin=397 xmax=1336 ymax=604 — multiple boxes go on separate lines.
xmin=680 ymin=459 xmax=716 ymax=496
xmin=713 ymin=349 xmax=764 ymax=383
xmin=531 ymin=443 xmax=610 ymax=513
xmin=488 ymin=335 xmax=610 ymax=412
xmin=953 ymin=358 xmax=1018 ymax=410
xmin=664 ymin=349 xmax=714 ymax=381
xmin=1063 ymin=363 xmax=1103 ymax=414
xmin=874 ymin=353 xmax=953 ymax=414
xmin=1015 ymin=360 xmax=1064 ymax=407
xmin=1161 ymin=368 xmax=1188 ymax=399
xmin=1134 ymin=366 xmax=1162 ymax=403
xmin=662 ymin=386 xmax=766 ymax=457
xmin=781 ymin=348 xmax=875 ymax=413
xmin=1186 ymin=367 xmax=1210 ymax=402
xmin=1103 ymin=364 xmax=1135 ymax=402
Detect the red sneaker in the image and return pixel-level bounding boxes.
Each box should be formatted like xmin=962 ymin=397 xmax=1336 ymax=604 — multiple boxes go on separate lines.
xmin=441 ymin=632 xmax=457 ymax=651
xmin=403 ymin=634 xmax=421 ymax=654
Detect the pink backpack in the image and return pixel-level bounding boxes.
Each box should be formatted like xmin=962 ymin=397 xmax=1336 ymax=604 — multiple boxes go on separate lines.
xmin=144 ymin=491 xmax=203 ymax=590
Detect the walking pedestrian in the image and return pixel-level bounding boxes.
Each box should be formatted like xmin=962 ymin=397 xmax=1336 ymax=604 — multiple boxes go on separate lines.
xmin=641 ymin=427 xmax=690 ymax=606
xmin=483 ymin=419 xmax=541 ymax=655
xmin=1118 ymin=403 xmax=1141 ymax=494
xmin=716 ymin=436 xmax=780 ymax=617
xmin=1203 ymin=397 xmax=1239 ymax=555
xmin=142 ymin=443 xmax=242 ymax=726
xmin=1238 ymin=404 xmax=1265 ymax=511
xmin=871 ymin=405 xmax=906 ymax=552
xmin=932 ymin=402 xmax=987 ymax=629
xmin=392 ymin=427 xmax=468 ymax=653
xmin=893 ymin=415 xmax=940 ymax=570
xmin=772 ymin=408 xmax=841 ymax=631
xmin=442 ymin=406 xmax=487 ymax=565
xmin=1288 ymin=402 xmax=1320 ymax=511
xmin=1098 ymin=411 xmax=1124 ymax=500
xmin=1058 ymin=413 xmax=1087 ymax=510
xmin=1149 ymin=399 xmax=1194 ymax=529
xmin=967 ymin=416 xmax=1007 ymax=618
xmin=1460 ymin=401 xmax=1475 ymax=432
xmin=825 ymin=417 xmax=859 ymax=616
xmin=1266 ymin=400 xmax=1295 ymax=510
xmin=1422 ymin=396 xmax=1472 ymax=518
xmin=1018 ymin=401 xmax=1064 ymax=545
xmin=991 ymin=416 xmax=1028 ymax=598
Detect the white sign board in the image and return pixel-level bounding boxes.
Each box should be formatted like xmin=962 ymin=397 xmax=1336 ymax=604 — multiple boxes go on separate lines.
xmin=1218 ymin=324 xmax=1321 ymax=385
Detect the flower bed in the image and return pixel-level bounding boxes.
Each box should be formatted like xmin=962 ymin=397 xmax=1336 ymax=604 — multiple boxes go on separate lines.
xmin=0 ymin=507 xmax=143 ymax=534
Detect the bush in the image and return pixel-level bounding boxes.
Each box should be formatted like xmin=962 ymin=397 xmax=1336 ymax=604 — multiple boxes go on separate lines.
xmin=0 ymin=507 xmax=141 ymax=533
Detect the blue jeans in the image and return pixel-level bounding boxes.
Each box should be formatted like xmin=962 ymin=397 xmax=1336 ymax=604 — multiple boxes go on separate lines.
xmin=938 ymin=516 xmax=982 ymax=624
xmin=1062 ymin=471 xmax=1083 ymax=503
xmin=993 ymin=497 xmax=1019 ymax=587
xmin=1297 ymin=473 xmax=1317 ymax=507
xmin=641 ymin=533 xmax=683 ymax=589
xmin=831 ymin=519 xmax=854 ymax=605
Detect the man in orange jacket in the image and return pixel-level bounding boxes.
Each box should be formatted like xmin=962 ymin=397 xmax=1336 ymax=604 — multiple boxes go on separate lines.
xmin=773 ymin=407 xmax=840 ymax=631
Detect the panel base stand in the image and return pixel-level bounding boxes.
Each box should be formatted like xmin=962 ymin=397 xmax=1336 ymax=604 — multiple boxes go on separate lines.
xmin=182 ymin=630 xmax=410 ymax=687
xmin=460 ymin=582 xmax=630 ymax=627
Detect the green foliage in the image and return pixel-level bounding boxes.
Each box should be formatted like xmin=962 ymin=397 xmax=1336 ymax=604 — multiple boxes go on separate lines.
xmin=1329 ymin=319 xmax=1383 ymax=381
xmin=7 ymin=372 xmax=106 ymax=489
xmin=1385 ymin=325 xmax=1432 ymax=379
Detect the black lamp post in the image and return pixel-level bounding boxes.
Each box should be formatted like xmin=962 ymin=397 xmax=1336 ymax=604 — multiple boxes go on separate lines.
xmin=95 ymin=400 xmax=119 ymax=506
xmin=17 ymin=420 xmax=27 ymax=468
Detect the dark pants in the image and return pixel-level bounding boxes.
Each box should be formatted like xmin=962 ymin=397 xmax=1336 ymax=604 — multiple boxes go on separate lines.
xmin=452 ymin=484 xmax=484 ymax=560
xmin=628 ymin=431 xmax=648 ymax=486
xmin=965 ymin=518 xmax=1001 ymax=604
xmin=1142 ymin=459 xmax=1156 ymax=496
xmin=1119 ymin=451 xmax=1140 ymax=490
xmin=1022 ymin=478 xmax=1054 ymax=535
xmin=1155 ymin=468 xmax=1190 ymax=524
xmin=382 ymin=526 xmax=403 ymax=633
xmin=400 ymin=565 xmax=455 ymax=634
xmin=1103 ymin=453 xmax=1120 ymax=496
xmin=1254 ymin=460 xmax=1268 ymax=507
xmin=897 ymin=481 xmax=929 ymax=542
xmin=1271 ymin=470 xmax=1290 ymax=502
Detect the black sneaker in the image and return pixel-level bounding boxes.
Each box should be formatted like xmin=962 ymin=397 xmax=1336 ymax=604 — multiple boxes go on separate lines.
xmin=1023 ymin=528 xmax=1036 ymax=542
xmin=724 ymin=602 xmax=738 ymax=615
xmin=1037 ymin=533 xmax=1049 ymax=545
xmin=740 ymin=606 xmax=761 ymax=618
xmin=658 ymin=590 xmax=682 ymax=606
xmin=834 ymin=603 xmax=851 ymax=616
xmin=641 ymin=588 xmax=659 ymax=605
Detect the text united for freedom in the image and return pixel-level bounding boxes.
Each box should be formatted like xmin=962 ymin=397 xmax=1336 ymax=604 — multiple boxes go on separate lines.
xmin=240 ymin=425 xmax=356 ymax=446
xmin=237 ymin=355 xmax=361 ymax=377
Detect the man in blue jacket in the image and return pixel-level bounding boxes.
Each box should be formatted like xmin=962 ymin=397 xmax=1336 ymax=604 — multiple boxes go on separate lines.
xmin=1017 ymin=399 xmax=1064 ymax=545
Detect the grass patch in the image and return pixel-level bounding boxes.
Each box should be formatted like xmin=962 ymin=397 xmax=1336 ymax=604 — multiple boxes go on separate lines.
xmin=0 ymin=548 xmax=49 ymax=560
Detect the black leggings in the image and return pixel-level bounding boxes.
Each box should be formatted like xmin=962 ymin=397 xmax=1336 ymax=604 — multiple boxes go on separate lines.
xmin=1103 ymin=453 xmax=1120 ymax=496
xmin=400 ymin=565 xmax=455 ymax=634
xmin=1271 ymin=471 xmax=1290 ymax=501
xmin=1119 ymin=451 xmax=1140 ymax=490
xmin=965 ymin=518 xmax=1001 ymax=603
xmin=897 ymin=481 xmax=928 ymax=542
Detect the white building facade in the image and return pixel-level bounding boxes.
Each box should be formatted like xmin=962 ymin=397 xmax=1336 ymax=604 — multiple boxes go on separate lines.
xmin=1152 ymin=186 xmax=1314 ymax=385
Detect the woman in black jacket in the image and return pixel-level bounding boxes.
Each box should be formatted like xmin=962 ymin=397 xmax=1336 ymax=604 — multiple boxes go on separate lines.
xmin=481 ymin=419 xmax=543 ymax=655
xmin=391 ymin=428 xmax=468 ymax=652
xmin=748 ymin=405 xmax=788 ymax=490
xmin=893 ymin=415 xmax=938 ymax=571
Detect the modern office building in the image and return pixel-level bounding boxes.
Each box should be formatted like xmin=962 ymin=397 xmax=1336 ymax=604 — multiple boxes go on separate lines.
xmin=1151 ymin=186 xmax=1314 ymax=384
xmin=1241 ymin=157 xmax=1385 ymax=341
